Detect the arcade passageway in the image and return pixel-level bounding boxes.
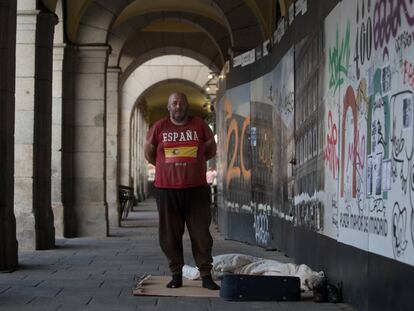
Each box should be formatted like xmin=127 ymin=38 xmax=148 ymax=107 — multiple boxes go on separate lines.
xmin=1 ymin=1 xmax=414 ymax=310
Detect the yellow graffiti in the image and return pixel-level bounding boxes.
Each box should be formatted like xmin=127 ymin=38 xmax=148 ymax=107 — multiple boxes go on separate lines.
xmin=224 ymin=99 xmax=251 ymax=189
xmin=356 ymin=78 xmax=369 ymax=109
xmin=224 ymin=99 xmax=233 ymax=120
xmin=240 ymin=116 xmax=251 ymax=179
xmin=258 ymin=128 xmax=274 ymax=170
xmin=225 ymin=119 xmax=241 ymax=188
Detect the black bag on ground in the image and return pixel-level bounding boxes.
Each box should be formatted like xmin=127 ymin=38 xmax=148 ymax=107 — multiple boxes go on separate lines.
xmin=220 ymin=274 xmax=301 ymax=301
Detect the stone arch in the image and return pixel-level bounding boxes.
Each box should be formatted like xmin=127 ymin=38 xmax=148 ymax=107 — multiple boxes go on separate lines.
xmin=117 ymin=29 xmax=224 ymax=79
xmin=130 ymin=78 xmax=206 ymax=123
xmin=120 ymin=47 xmax=220 ymax=87
xmin=119 ymin=55 xmax=213 ymax=186
xmin=127 ymin=79 xmax=208 ymax=203
xmin=73 ymin=0 xmax=231 ymax=45
xmin=111 ymin=0 xmax=232 ymax=43
xmin=71 ymin=0 xmax=264 ymax=55
xmin=108 ymin=13 xmax=230 ymax=70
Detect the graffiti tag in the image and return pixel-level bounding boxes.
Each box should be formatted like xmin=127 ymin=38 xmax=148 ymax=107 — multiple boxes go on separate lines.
xmin=224 ymin=99 xmax=251 ymax=190
xmin=324 ymin=111 xmax=339 ymax=179
xmin=403 ymin=59 xmax=414 ymax=89
xmin=373 ymin=0 xmax=414 ymax=50
xmin=354 ymin=0 xmax=373 ymax=80
xmin=392 ymin=202 xmax=408 ymax=257
xmin=341 ymin=86 xmax=358 ymax=198
xmin=254 ymin=213 xmax=270 ymax=246
xmin=395 ymin=30 xmax=414 ymax=53
xmin=329 ymin=21 xmax=351 ymax=94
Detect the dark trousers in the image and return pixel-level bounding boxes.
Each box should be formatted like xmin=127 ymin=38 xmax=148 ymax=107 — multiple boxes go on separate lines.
xmin=155 ymin=186 xmax=213 ymax=277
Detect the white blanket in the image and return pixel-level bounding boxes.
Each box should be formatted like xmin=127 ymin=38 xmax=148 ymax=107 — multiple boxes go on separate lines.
xmin=183 ymin=253 xmax=325 ymax=291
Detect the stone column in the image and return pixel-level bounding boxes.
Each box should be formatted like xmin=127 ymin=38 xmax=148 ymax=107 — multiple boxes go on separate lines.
xmin=50 ymin=0 xmax=65 ymax=238
xmin=51 ymin=43 xmax=65 ymax=237
xmin=131 ymin=109 xmax=137 ymax=200
xmin=106 ymin=67 xmax=120 ymax=229
xmin=14 ymin=9 xmax=57 ymax=250
xmin=71 ymin=45 xmax=109 ymax=237
xmin=62 ymin=44 xmax=76 ymax=238
xmin=137 ymin=111 xmax=149 ymax=199
xmin=0 ymin=0 xmax=18 ymax=271
xmin=137 ymin=110 xmax=146 ymax=201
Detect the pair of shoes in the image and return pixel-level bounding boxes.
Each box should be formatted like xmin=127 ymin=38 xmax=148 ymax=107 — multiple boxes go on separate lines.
xmin=166 ymin=274 xmax=183 ymax=288
xmin=202 ymin=275 xmax=220 ymax=290
xmin=313 ymin=278 xmax=343 ymax=303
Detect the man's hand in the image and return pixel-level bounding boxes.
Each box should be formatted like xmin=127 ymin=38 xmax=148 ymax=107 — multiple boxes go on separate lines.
xmin=144 ymin=141 xmax=157 ymax=165
xmin=204 ymin=138 xmax=217 ymax=160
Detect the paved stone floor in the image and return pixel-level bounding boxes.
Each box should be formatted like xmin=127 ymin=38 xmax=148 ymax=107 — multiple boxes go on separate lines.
xmin=0 ymin=198 xmax=356 ymax=311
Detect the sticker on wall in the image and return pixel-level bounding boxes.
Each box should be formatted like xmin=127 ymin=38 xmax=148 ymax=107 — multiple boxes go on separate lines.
xmin=366 ymin=66 xmax=375 ymax=96
xmin=382 ymin=159 xmax=392 ymax=191
xmin=263 ymin=40 xmax=270 ymax=57
xmin=302 ymin=0 xmax=307 ymax=14
xmin=295 ymin=0 xmax=307 ymax=16
xmin=382 ymin=64 xmax=392 ymax=94
xmin=371 ymin=118 xmax=377 ymax=152
xmin=274 ymin=18 xmax=285 ymax=44
xmin=403 ymin=95 xmax=413 ymax=128
xmin=367 ymin=155 xmax=373 ymax=197
xmin=375 ymin=152 xmax=383 ymax=196
xmin=256 ymin=46 xmax=262 ymax=61
xmin=289 ymin=4 xmax=294 ymax=25
xmin=251 ymin=127 xmax=257 ymax=147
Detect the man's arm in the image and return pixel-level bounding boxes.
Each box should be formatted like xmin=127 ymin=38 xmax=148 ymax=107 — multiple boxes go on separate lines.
xmin=144 ymin=141 xmax=157 ymax=165
xmin=204 ymin=138 xmax=217 ymax=161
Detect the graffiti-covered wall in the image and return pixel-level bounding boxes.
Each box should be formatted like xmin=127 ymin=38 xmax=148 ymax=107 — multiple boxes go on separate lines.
xmin=322 ymin=0 xmax=414 ymax=267
xmin=216 ymin=1 xmax=414 ymax=310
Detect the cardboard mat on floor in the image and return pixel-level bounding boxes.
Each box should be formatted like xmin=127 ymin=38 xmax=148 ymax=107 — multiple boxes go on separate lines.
xmin=132 ymin=275 xmax=220 ymax=298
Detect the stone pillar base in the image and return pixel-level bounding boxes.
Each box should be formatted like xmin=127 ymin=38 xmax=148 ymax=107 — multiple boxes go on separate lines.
xmin=0 ymin=213 xmax=18 ymax=272
xmin=16 ymin=212 xmax=36 ymax=250
xmin=52 ymin=202 xmax=64 ymax=238
xmin=108 ymin=202 xmax=120 ymax=229
xmin=36 ymin=226 xmax=55 ymax=250
xmin=73 ymin=203 xmax=107 ymax=237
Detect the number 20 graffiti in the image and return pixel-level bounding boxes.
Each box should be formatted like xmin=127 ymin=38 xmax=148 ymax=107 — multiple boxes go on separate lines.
xmin=224 ymin=99 xmax=251 ymax=189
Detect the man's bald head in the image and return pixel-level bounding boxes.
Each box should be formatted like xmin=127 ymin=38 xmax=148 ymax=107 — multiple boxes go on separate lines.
xmin=167 ymin=92 xmax=189 ymax=125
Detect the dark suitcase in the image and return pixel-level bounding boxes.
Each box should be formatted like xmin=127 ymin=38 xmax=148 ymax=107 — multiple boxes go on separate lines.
xmin=220 ymin=274 xmax=301 ymax=301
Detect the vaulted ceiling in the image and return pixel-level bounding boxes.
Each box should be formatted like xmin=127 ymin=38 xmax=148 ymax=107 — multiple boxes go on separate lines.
xmin=42 ymin=0 xmax=288 ymax=119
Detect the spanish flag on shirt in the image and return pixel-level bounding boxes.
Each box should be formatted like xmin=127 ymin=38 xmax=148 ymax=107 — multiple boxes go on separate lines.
xmin=164 ymin=141 xmax=198 ymax=163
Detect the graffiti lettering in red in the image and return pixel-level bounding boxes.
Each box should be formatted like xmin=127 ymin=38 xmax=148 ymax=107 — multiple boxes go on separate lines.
xmin=403 ymin=59 xmax=414 ymax=89
xmin=347 ymin=129 xmax=366 ymax=171
xmin=324 ymin=111 xmax=339 ymax=178
xmin=341 ymin=86 xmax=358 ymax=198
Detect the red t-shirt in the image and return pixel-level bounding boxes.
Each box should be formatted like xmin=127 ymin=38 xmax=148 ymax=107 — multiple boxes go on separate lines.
xmin=147 ymin=116 xmax=214 ymax=188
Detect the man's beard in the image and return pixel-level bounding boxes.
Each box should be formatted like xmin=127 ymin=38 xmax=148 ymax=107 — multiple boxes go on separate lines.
xmin=171 ymin=111 xmax=188 ymax=123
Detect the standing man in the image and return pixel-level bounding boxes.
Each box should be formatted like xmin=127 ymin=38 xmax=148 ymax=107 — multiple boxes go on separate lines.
xmin=144 ymin=92 xmax=219 ymax=290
